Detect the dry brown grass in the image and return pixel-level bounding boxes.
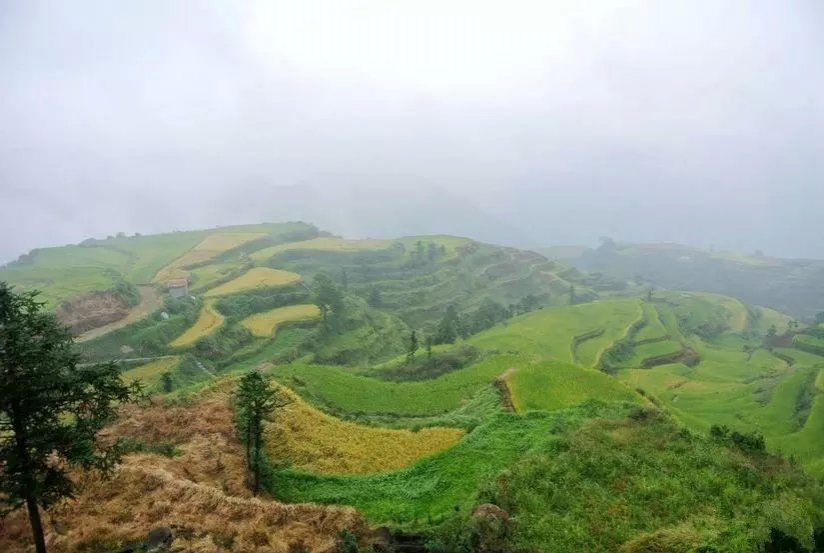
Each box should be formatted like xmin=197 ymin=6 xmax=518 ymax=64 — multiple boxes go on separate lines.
xmin=0 ymin=393 xmax=366 ymax=553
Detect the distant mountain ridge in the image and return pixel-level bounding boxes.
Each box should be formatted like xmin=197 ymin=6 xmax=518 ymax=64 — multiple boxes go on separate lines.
xmin=539 ymin=240 xmax=824 ymax=320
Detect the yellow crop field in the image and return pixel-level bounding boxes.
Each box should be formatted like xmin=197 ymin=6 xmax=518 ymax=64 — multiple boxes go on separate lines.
xmin=250 ymin=237 xmax=391 ymax=261
xmin=204 ymin=267 xmax=301 ymax=297
xmin=121 ymin=357 xmax=180 ymax=386
xmin=266 ymin=389 xmax=464 ymax=475
xmin=153 ymin=233 xmax=265 ymax=283
xmin=241 ymin=304 xmax=321 ymax=338
xmin=169 ymin=301 xmax=225 ymax=348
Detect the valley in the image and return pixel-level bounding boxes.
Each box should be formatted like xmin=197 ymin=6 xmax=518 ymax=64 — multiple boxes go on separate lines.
xmin=1 ymin=222 xmax=823 ymax=553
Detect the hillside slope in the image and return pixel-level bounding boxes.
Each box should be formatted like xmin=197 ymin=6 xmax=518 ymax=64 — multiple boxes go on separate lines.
xmin=548 ymin=240 xmax=824 ymax=320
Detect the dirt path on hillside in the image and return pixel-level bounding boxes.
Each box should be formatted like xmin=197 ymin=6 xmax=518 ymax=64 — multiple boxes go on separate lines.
xmin=77 ymin=286 xmax=162 ymax=342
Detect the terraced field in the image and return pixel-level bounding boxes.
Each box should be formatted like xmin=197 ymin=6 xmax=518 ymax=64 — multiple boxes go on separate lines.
xmin=470 ymin=298 xmax=642 ymax=364
xmin=635 ymin=302 xmax=668 ymax=341
xmin=153 ymin=232 xmax=266 ymax=283
xmin=505 ymin=360 xmax=642 ymax=412
xmin=241 ymin=304 xmax=320 ymax=338
xmin=250 ymin=237 xmax=392 ymax=262
xmin=204 ymin=267 xmax=302 ymax=297
xmin=627 ymin=339 xmax=682 ymax=365
xmin=169 ymin=301 xmax=225 ymax=348
xmin=266 ymin=389 xmax=464 ymax=475
xmin=269 ymin=353 xmax=527 ymax=417
xmin=121 ymin=356 xmax=180 ymax=387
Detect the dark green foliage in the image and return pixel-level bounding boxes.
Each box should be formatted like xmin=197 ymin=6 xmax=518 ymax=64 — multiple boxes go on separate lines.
xmin=160 ymin=371 xmax=174 ymax=393
xmin=118 ymin=437 xmax=180 ymax=457
xmin=434 ymin=304 xmax=462 ymax=345
xmin=194 ymin=323 xmax=253 ymax=358
xmin=213 ymin=285 xmax=310 ymax=319
xmin=377 ymin=346 xmax=485 ymax=382
xmin=710 ymin=424 xmax=766 ymax=452
xmin=79 ymin=296 xmax=199 ymax=361
xmin=0 ymin=283 xmax=143 ymax=553
xmin=111 ymin=277 xmax=140 ymax=307
xmin=313 ymin=273 xmax=345 ymax=327
xmin=367 ymin=286 xmax=382 ymax=307
xmin=428 ymin=510 xmax=513 ymax=553
xmin=464 ymin=298 xmax=511 ymax=334
xmin=336 ymin=529 xmax=372 ymax=553
xmin=407 ymin=330 xmax=419 ymax=363
xmin=234 ymin=371 xmax=289 ymax=495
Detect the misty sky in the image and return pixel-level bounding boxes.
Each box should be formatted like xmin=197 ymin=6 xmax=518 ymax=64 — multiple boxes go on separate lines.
xmin=1 ymin=0 xmax=823 ymax=263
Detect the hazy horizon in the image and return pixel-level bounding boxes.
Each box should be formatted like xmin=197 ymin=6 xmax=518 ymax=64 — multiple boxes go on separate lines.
xmin=2 ymin=1 xmax=823 ymax=262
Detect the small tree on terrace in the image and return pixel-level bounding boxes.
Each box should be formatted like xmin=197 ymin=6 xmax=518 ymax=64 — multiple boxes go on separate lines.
xmin=234 ymin=371 xmax=289 ymax=496
xmin=407 ymin=330 xmax=419 ymax=363
xmin=0 ymin=283 xmax=142 ymax=553
xmin=313 ymin=273 xmax=344 ymax=324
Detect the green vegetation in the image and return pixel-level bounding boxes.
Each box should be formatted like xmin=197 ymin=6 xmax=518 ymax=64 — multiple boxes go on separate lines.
xmin=0 ymin=283 xmax=143 ymax=553
xmin=269 ymin=353 xmax=526 ymax=417
xmin=507 ymin=361 xmax=642 ymax=412
xmin=5 ymin=224 xmax=824 ymax=553
xmin=273 ymin=403 xmax=631 ymax=527
xmin=470 ymin=298 xmax=641 ymax=364
xmin=452 ymin=411 xmax=824 ymax=553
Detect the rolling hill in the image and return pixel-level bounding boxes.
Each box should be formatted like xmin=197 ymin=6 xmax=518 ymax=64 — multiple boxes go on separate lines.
xmin=546 ymin=240 xmax=824 ymax=321
xmin=2 ymin=223 xmax=824 ymax=553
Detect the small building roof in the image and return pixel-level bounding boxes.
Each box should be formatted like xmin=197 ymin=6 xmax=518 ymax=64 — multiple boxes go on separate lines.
xmin=166 ymin=279 xmax=188 ymax=289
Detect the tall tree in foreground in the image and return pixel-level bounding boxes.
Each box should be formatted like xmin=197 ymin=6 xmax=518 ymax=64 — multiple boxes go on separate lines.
xmin=234 ymin=371 xmax=288 ymax=496
xmin=0 ymin=283 xmax=142 ymax=553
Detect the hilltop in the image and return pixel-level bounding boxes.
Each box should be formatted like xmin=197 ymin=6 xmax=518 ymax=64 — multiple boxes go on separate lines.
xmin=539 ymin=239 xmax=824 ymax=321
xmin=2 ymin=223 xmax=824 ymax=552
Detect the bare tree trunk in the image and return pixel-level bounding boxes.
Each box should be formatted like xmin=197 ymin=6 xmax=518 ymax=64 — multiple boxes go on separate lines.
xmin=26 ymin=495 xmax=47 ymax=553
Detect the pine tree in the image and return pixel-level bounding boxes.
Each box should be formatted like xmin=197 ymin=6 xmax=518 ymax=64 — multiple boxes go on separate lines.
xmin=0 ymin=283 xmax=142 ymax=553
xmin=234 ymin=371 xmax=288 ymax=495
xmin=407 ymin=330 xmax=419 ymax=363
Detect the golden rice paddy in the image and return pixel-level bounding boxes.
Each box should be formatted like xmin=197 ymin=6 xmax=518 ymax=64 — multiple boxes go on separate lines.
xmin=203 ymin=267 xmax=301 ymax=297
xmin=240 ymin=304 xmax=321 ymax=338
xmin=266 ymin=388 xmax=464 ymax=475
xmin=169 ymin=301 xmax=225 ymax=348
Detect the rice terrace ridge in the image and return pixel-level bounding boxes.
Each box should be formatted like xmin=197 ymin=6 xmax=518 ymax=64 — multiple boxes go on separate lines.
xmin=1 ymin=221 xmax=823 ymax=553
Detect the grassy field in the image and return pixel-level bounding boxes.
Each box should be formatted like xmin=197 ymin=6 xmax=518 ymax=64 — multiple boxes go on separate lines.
xmin=273 ymin=402 xmax=632 ymax=527
xmin=635 ymin=302 xmax=668 ymax=341
xmin=268 ymin=353 xmax=527 ymax=417
xmin=250 ymin=237 xmax=391 ymax=262
xmin=628 ymin=340 xmax=683 ymax=365
xmin=0 ymin=266 xmax=119 ymax=308
xmin=616 ymin=346 xmax=818 ymax=460
xmin=266 ymin=388 xmax=464 ymax=475
xmin=169 ymin=301 xmax=225 ymax=348
xmin=484 ymin=413 xmax=823 ymax=553
xmin=241 ymin=304 xmax=320 ymax=338
xmin=506 ymin=360 xmax=642 ymax=412
xmin=470 ymin=299 xmax=642 ymax=364
xmin=690 ymin=292 xmax=749 ymax=331
xmin=121 ymin=356 xmax=180 ymax=387
xmin=273 ymin=412 xmax=560 ymax=525
xmin=749 ymin=305 xmax=794 ymax=335
xmin=203 ymin=267 xmax=302 ymax=297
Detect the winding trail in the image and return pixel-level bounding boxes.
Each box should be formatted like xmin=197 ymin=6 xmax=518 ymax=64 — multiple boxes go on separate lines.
xmin=77 ymin=286 xmax=162 ymax=342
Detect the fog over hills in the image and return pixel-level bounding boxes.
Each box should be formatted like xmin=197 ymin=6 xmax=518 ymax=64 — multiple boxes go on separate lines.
xmin=2 ymin=0 xmax=823 ymax=262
